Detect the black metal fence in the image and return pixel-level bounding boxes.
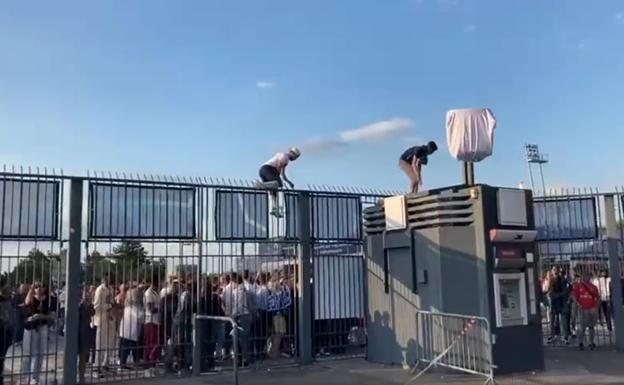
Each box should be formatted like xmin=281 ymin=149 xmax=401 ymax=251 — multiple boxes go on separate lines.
xmin=534 ymin=188 xmax=624 ymax=349
xmin=2 ymin=166 xmax=623 ymax=385
xmin=0 ymin=169 xmax=392 ymax=385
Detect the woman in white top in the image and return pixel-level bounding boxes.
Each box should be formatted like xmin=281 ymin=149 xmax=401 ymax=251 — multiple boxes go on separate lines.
xmin=118 ymin=288 xmax=143 ymax=369
xmin=259 ymin=148 xmax=301 ymax=215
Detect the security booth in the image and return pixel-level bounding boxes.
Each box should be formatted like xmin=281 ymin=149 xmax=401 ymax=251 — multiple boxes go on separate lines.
xmin=363 ymin=185 xmax=544 ymax=374
xmin=363 ymin=108 xmax=544 ymax=374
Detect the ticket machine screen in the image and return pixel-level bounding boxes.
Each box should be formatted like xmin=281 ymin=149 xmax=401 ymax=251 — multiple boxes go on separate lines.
xmin=493 ymin=273 xmax=528 ymax=327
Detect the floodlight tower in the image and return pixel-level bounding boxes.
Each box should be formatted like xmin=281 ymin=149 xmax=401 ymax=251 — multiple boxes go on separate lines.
xmin=524 ymin=144 xmax=549 ymax=194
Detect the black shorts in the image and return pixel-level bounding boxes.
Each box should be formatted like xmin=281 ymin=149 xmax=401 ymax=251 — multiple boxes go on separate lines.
xmin=259 ymin=165 xmax=282 ymax=187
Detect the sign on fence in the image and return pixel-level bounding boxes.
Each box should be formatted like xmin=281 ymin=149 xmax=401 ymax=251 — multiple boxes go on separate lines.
xmin=534 ymin=197 xmax=598 ymax=240
xmin=89 ymin=183 xmax=196 ymax=239
xmin=0 ymin=178 xmax=60 ymax=239
xmin=215 ymin=189 xmax=269 ymax=240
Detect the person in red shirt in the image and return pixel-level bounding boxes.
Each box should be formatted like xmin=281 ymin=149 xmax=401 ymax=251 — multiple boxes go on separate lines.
xmin=572 ymin=272 xmax=600 ymax=350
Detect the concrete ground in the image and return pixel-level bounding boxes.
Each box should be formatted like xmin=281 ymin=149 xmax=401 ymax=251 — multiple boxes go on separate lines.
xmin=117 ymin=349 xmax=624 ymax=385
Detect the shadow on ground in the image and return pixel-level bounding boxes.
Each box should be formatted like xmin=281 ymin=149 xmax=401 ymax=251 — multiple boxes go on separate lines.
xmin=110 ymin=349 xmax=624 ymax=385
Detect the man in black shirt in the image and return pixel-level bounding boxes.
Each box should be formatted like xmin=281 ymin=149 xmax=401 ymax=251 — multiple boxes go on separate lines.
xmin=399 ymin=141 xmax=438 ymax=193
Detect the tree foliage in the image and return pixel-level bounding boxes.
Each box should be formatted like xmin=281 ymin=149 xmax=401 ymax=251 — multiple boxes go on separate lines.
xmin=84 ymin=240 xmax=166 ymax=286
xmin=6 ymin=248 xmax=58 ymax=286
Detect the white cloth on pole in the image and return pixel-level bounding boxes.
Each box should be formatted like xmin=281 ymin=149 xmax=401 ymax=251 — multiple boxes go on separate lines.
xmin=446 ymin=108 xmax=497 ymax=162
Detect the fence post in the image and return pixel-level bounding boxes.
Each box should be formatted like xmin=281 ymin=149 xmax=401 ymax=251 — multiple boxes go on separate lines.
xmin=604 ymin=194 xmax=624 ymax=352
xmin=297 ymin=191 xmax=313 ymax=364
xmin=63 ymin=178 xmax=83 ymax=385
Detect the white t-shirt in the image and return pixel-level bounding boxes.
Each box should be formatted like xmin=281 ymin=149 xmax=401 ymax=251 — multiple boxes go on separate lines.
xmin=120 ymin=305 xmax=144 ymax=341
xmin=222 ymin=283 xmax=235 ymax=317
xmin=592 ymin=277 xmax=611 ymax=301
xmin=264 ymin=152 xmax=289 ymax=170
xmin=144 ymin=287 xmax=160 ymax=325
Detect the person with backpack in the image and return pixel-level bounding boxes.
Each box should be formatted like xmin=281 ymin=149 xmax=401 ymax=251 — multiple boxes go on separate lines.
xmin=0 ymin=278 xmax=15 ymax=385
xmin=573 ymin=272 xmax=600 ymax=351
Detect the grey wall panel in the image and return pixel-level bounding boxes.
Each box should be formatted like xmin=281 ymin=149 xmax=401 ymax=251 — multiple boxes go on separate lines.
xmin=438 ymin=226 xmax=486 ymax=317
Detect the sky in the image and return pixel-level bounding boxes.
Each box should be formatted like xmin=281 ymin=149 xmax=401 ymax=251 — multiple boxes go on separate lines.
xmin=1 ymin=0 xmax=624 ymax=193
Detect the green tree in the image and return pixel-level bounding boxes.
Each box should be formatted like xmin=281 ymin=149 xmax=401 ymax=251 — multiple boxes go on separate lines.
xmin=84 ymin=240 xmax=166 ymax=286
xmin=7 ymin=248 xmax=56 ymax=286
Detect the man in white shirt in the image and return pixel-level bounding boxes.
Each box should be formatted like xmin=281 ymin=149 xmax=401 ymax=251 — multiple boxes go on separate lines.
xmin=592 ymin=270 xmax=612 ymax=331
xmin=143 ymin=280 xmax=161 ymax=372
xmin=254 ymin=272 xmax=270 ymax=359
xmin=258 ymin=147 xmax=301 ymax=216
xmin=221 ymin=274 xmax=236 ymax=357
xmin=93 ymin=275 xmax=115 ymax=377
xmin=233 ymin=275 xmax=253 ymax=366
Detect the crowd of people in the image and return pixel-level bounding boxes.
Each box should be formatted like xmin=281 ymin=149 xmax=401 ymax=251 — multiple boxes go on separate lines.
xmin=541 ymin=266 xmax=617 ymax=350
xmin=0 ymin=268 xmax=298 ymax=385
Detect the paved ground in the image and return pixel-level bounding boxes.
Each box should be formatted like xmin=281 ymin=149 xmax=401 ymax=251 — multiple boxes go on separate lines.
xmin=5 ymin=333 xmax=624 ymax=385
xmin=115 ymin=349 xmax=624 ymax=385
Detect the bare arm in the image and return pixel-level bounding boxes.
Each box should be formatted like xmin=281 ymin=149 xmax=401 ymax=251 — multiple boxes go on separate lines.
xmin=281 ymin=165 xmax=294 ymax=188
xmin=411 ymin=158 xmax=422 ymax=184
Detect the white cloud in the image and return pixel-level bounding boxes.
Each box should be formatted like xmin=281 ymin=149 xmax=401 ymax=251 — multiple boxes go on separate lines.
xmin=615 ymin=12 xmax=624 ymax=25
xmin=299 ymin=117 xmax=415 ymax=156
xmin=255 ymin=81 xmax=276 ymax=89
xmin=340 ymin=118 xmax=414 ymax=142
xmin=299 ymin=138 xmax=343 ymax=154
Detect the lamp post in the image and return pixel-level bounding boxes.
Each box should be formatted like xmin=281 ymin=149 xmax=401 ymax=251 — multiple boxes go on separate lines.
xmin=524 ymin=144 xmax=549 ymax=194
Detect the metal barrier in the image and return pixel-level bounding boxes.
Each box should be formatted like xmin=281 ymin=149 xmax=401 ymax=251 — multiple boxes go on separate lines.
xmin=406 ymin=310 xmax=496 ymax=385
xmin=194 ymin=315 xmax=239 ymax=385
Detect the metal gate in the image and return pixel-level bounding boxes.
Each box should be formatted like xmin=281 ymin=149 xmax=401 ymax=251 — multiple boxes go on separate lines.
xmin=535 ymin=188 xmax=624 ymax=349
xmin=0 ymin=169 xmax=391 ymax=385
xmin=0 ymin=171 xmax=66 ymax=385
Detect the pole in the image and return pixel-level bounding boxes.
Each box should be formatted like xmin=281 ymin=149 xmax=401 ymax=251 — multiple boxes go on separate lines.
xmin=527 ymin=163 xmax=536 ymax=192
xmin=297 ymin=192 xmax=313 ymax=364
xmin=538 ymin=163 xmax=547 ymax=195
xmin=63 ymin=178 xmax=83 ymax=385
xmin=604 ymin=195 xmax=624 ymax=351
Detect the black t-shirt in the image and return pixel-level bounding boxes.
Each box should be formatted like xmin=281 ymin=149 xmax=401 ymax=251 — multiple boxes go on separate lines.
xmin=24 ymin=296 xmax=53 ymax=330
xmin=400 ymin=146 xmax=429 ymax=164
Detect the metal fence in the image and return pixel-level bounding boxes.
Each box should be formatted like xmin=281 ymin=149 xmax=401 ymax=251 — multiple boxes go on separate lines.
xmin=534 ymin=188 xmax=624 ymax=349
xmin=407 ymin=311 xmax=495 ymax=385
xmin=0 ymin=169 xmax=391 ymax=385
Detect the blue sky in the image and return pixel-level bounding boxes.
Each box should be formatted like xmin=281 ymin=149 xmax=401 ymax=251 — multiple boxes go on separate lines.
xmin=1 ymin=0 xmax=624 ymax=192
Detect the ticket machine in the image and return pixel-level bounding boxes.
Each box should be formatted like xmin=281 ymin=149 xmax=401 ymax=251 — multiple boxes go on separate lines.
xmin=484 ymin=187 xmax=543 ymax=372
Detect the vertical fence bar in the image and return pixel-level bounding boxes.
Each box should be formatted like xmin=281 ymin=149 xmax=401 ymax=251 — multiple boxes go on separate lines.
xmin=63 ymin=178 xmax=83 ymax=385
xmin=297 ymin=192 xmax=313 ymax=364
xmin=604 ymin=194 xmax=624 ymax=351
